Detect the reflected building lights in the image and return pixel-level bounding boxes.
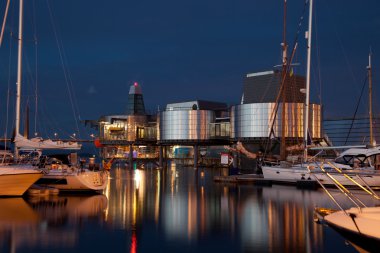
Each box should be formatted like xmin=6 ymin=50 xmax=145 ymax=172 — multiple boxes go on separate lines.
xmin=101 ymin=164 xmax=348 ymax=252
xmin=187 ymin=185 xmax=197 ymax=241
xmin=199 ymin=185 xmax=206 ymax=235
xmin=134 ymin=170 xmax=142 ymax=190
xmin=170 ymin=163 xmax=177 ymax=195
xmin=130 ymin=230 xmax=137 ymax=253
xmin=261 ymin=200 xmax=324 ymax=252
xmin=104 ymin=170 xmax=112 ymax=222
xmin=154 ymin=170 xmax=161 ymax=224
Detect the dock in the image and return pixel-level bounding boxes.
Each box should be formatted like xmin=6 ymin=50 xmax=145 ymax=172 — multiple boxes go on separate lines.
xmin=214 ymin=174 xmax=319 ymax=189
xmin=214 ymin=174 xmax=272 ymax=185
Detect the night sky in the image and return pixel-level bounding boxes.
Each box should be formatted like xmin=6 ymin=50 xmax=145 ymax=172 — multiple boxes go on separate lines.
xmin=0 ymin=0 xmax=379 ymax=138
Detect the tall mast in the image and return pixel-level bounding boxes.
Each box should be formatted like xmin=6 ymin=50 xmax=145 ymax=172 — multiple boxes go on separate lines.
xmin=15 ymin=0 xmax=24 ymax=158
xmin=304 ymin=0 xmax=313 ymax=162
xmin=368 ymin=52 xmax=374 ymax=146
xmin=280 ymin=0 xmax=288 ymax=160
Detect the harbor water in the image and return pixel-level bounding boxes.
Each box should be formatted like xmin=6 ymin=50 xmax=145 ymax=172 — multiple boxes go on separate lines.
xmin=0 ymin=161 xmax=378 ymax=252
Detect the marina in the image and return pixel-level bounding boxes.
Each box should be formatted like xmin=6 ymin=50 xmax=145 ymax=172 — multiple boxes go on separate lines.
xmin=0 ymin=163 xmax=379 ymax=252
xmin=0 ymin=0 xmax=379 ymax=252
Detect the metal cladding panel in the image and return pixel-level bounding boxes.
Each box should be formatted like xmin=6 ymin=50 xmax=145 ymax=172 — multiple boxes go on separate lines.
xmin=243 ymin=72 xmax=306 ymax=104
xmin=159 ymin=110 xmax=215 ymax=140
xmin=230 ymin=103 xmax=321 ymax=139
xmin=310 ymin=104 xmax=322 ymax=139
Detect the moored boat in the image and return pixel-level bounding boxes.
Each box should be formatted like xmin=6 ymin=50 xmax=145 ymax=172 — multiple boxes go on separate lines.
xmin=262 ymin=159 xmax=380 ymax=188
xmin=0 ymin=165 xmax=42 ymax=196
xmin=261 ymin=1 xmax=380 ymax=188
xmin=35 ymin=154 xmax=108 ymax=192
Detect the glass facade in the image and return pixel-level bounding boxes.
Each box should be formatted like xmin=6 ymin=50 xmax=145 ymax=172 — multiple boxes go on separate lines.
xmin=209 ymin=122 xmax=230 ymax=139
xmin=100 ymin=115 xmax=149 ymax=142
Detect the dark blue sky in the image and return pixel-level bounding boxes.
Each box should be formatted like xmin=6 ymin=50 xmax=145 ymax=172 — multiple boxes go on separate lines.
xmin=0 ymin=0 xmax=379 ymax=138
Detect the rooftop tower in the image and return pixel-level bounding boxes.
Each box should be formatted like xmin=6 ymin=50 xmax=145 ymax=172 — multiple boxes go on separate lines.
xmin=126 ymin=82 xmax=146 ymax=115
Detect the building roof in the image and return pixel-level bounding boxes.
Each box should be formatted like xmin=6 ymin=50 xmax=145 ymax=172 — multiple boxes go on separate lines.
xmin=165 ymin=100 xmax=228 ymax=111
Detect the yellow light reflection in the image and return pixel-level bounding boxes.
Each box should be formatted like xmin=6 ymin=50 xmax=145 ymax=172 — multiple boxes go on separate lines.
xmin=154 ymin=170 xmax=161 ymax=224
xmin=134 ymin=170 xmax=141 ymax=190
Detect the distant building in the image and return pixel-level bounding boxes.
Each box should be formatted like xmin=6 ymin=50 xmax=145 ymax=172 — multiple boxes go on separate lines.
xmin=166 ymin=100 xmax=227 ymax=111
xmin=98 ymin=83 xmax=157 ymax=159
xmin=126 ymin=82 xmax=146 ymax=115
xmin=159 ymin=100 xmax=229 ymax=143
xmin=242 ymin=70 xmax=305 ymax=104
xmin=94 ymin=69 xmax=322 ymax=170
xmin=230 ymin=69 xmax=321 ymax=141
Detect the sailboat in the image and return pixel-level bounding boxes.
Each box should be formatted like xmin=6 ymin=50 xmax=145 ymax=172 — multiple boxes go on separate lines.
xmin=260 ymin=0 xmax=380 ymax=188
xmin=0 ymin=165 xmax=42 ymax=196
xmin=15 ymin=134 xmax=81 ymax=150
xmin=6 ymin=0 xmax=108 ymax=193
xmin=313 ymin=150 xmax=380 ymax=252
xmin=0 ymin=0 xmax=44 ymax=197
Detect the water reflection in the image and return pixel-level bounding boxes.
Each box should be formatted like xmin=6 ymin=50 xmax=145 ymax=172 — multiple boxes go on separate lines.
xmin=104 ymin=162 xmax=374 ymax=252
xmin=0 ymin=195 xmax=107 ymax=253
xmin=1 ymin=162 xmax=376 ymax=252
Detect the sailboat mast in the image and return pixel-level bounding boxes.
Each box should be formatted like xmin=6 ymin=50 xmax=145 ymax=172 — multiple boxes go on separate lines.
xmin=368 ymin=52 xmax=374 ymax=146
xmin=15 ymin=0 xmax=24 ymax=158
xmin=304 ymin=0 xmax=313 ymax=162
xmin=280 ymin=0 xmax=288 ymax=160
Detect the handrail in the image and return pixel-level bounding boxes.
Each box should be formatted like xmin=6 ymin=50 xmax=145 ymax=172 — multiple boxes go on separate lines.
xmin=326 ymin=161 xmax=380 ymax=200
xmin=306 ymin=164 xmax=347 ymax=214
xmin=312 ymin=162 xmax=365 ymax=210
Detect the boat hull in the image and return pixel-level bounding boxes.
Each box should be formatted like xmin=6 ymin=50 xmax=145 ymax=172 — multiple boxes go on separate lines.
xmin=262 ymin=165 xmax=380 ymax=187
xmin=36 ymin=170 xmax=108 ymax=192
xmin=324 ymin=207 xmax=380 ymax=252
xmin=0 ymin=171 xmax=43 ymax=196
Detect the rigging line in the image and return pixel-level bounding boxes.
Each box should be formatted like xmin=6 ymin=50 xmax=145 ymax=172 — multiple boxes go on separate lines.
xmin=323 ymin=0 xmax=359 ymax=95
xmin=266 ymin=0 xmax=309 ymax=154
xmin=269 ymin=0 xmax=309 ymax=122
xmin=61 ymin=44 xmax=82 ymax=136
xmin=344 ymin=74 xmax=368 ymax=145
xmin=45 ymin=0 xmax=80 ymax=135
xmin=0 ymin=0 xmax=10 ymax=46
xmin=38 ymin=96 xmax=72 ymax=138
xmin=33 ymin=0 xmax=38 ymax=135
xmin=259 ymin=74 xmax=275 ymax=149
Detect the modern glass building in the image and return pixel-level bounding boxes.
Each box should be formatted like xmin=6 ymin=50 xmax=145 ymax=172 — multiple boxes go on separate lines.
xmin=98 ymin=83 xmax=157 ymax=159
xmin=95 ymin=69 xmax=323 ymax=167
xmin=158 ymin=100 xmax=228 ymax=143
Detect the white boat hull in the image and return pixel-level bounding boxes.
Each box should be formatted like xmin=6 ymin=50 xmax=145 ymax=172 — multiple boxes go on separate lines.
xmin=323 ymin=206 xmax=380 ymax=252
xmin=325 ymin=207 xmax=380 ymax=239
xmin=0 ymin=167 xmax=43 ymax=196
xmin=262 ymin=165 xmax=380 ymax=187
xmin=37 ymin=170 xmax=108 ymax=192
